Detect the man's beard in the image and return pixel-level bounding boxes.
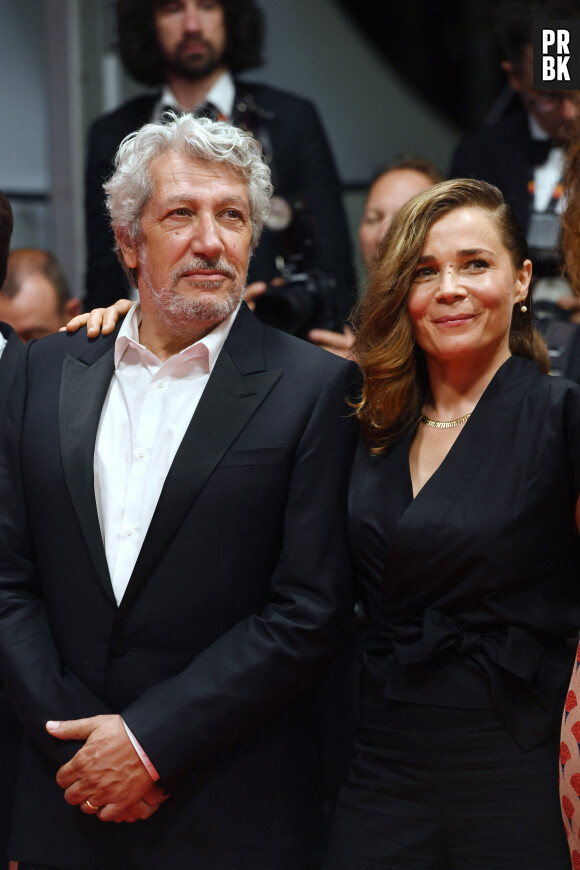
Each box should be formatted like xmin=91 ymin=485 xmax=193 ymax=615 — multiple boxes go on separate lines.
xmin=162 ymin=37 xmax=225 ymax=83
xmin=141 ymin=255 xmax=245 ymax=333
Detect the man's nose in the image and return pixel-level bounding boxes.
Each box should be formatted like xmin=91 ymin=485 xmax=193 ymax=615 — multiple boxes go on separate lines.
xmin=562 ymin=96 xmax=578 ymax=122
xmin=183 ymin=0 xmax=202 ymax=31
xmin=190 ymin=216 xmax=223 ymax=258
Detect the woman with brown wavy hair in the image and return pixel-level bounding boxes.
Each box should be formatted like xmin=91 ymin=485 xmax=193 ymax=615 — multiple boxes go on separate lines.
xmin=562 ymin=125 xmax=580 ymax=296
xmin=323 ymin=178 xmax=580 ymax=870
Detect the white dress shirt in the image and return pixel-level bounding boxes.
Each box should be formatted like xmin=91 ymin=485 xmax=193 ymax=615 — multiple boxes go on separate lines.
xmin=528 ymin=113 xmax=565 ymax=213
xmin=94 ymin=302 xmax=239 ymax=606
xmin=0 ymin=331 xmax=7 ymax=359
xmin=155 ymin=70 xmax=236 ymax=120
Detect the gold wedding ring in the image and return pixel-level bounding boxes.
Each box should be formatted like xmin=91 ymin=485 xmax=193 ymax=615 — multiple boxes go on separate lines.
xmin=85 ymin=798 xmax=100 ymax=811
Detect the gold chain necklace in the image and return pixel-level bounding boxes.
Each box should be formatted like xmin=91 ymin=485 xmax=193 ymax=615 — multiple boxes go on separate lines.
xmin=420 ymin=412 xmax=472 ymax=429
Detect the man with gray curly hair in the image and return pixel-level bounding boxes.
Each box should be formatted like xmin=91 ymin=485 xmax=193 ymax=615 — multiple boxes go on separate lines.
xmin=0 ymin=114 xmax=356 ymax=870
xmin=105 ymin=113 xmax=272 ymax=337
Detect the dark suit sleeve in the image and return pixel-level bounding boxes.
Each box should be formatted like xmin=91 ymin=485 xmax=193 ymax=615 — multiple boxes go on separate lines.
xmin=247 ymin=93 xmax=356 ymax=327
xmin=0 ymin=344 xmax=111 ymax=766
xmin=450 ymin=130 xmax=500 ymax=184
xmin=84 ymin=117 xmax=133 ymax=310
xmin=121 ymin=363 xmax=357 ymax=787
xmin=290 ymin=100 xmax=356 ymax=325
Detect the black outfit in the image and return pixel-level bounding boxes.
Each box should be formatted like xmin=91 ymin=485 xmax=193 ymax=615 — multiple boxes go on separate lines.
xmin=324 ymin=356 xmax=580 ymax=869
xmin=0 ymin=304 xmax=356 ymax=870
xmin=450 ymin=106 xmax=538 ymax=236
xmin=0 ymin=321 xmax=22 ymax=399
xmin=85 ymin=82 xmax=355 ymax=326
xmin=0 ymin=322 xmax=22 ymax=866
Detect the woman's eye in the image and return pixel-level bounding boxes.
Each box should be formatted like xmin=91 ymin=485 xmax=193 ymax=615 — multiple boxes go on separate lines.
xmin=466 ymin=259 xmax=489 ymax=270
xmin=413 ymin=266 xmax=435 ymax=280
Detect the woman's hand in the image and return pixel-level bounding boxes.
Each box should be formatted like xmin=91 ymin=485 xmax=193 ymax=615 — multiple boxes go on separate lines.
xmin=307 ymin=325 xmax=354 ymax=359
xmin=62 ymin=299 xmax=134 ymax=337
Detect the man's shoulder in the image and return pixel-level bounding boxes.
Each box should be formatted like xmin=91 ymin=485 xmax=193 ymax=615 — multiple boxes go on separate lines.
xmin=89 ymin=93 xmax=159 ymax=141
xmin=262 ymin=324 xmax=353 ymax=381
xmin=26 ymin=327 xmax=117 ymax=365
xmin=234 ymin=79 xmax=317 ymax=116
xmin=454 ymin=107 xmax=529 ymax=157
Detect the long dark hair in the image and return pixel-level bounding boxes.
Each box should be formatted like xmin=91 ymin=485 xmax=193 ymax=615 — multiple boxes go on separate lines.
xmin=116 ymin=0 xmax=264 ymax=87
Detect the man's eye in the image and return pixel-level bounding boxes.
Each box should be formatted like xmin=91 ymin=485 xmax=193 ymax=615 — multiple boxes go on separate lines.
xmin=156 ymin=1 xmax=183 ymax=12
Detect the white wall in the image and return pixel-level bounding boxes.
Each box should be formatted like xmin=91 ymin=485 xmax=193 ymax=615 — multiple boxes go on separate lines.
xmin=239 ymin=0 xmax=459 ymax=183
xmin=0 ymin=0 xmax=50 ymax=195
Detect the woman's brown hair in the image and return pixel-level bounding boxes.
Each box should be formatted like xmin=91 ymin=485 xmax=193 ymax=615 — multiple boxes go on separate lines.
xmin=563 ymin=120 xmax=580 ymax=296
xmin=351 ymin=178 xmax=550 ymax=454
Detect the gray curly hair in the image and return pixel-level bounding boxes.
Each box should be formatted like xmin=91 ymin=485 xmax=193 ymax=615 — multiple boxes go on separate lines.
xmin=104 ymin=113 xmax=273 ymax=282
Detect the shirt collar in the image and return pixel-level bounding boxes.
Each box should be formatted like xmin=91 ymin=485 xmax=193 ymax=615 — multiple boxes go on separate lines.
xmin=527 ymin=111 xmax=551 ymax=142
xmin=158 ymin=70 xmax=235 ymax=120
xmin=114 ymin=300 xmax=240 ymax=370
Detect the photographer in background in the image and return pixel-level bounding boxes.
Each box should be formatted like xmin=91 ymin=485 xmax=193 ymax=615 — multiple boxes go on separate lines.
xmin=451 ymin=0 xmax=580 ymax=382
xmin=85 ymin=0 xmax=355 ymax=330
xmin=451 ymin=0 xmax=579 ymax=276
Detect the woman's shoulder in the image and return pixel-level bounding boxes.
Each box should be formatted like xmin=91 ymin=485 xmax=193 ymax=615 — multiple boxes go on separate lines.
xmin=508 ymin=355 xmax=580 ymax=403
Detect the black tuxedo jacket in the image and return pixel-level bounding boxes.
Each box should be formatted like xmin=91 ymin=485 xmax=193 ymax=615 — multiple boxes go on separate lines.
xmin=85 ymin=81 xmax=355 ymax=325
xmin=0 ymin=305 xmax=357 ymax=870
xmin=450 ymin=106 xmax=533 ymax=234
xmin=0 ymin=321 xmax=22 ymax=404
xmin=0 ymin=322 xmax=22 ymax=864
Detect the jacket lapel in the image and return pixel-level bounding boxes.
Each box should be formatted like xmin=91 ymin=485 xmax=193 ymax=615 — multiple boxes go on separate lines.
xmin=0 ymin=325 xmax=23 ymax=409
xmin=118 ymin=306 xmax=282 ymax=615
xmin=60 ymin=345 xmax=116 ymax=601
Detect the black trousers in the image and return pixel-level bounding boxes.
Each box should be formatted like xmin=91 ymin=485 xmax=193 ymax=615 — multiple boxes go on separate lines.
xmin=323 ymin=703 xmax=569 ymax=870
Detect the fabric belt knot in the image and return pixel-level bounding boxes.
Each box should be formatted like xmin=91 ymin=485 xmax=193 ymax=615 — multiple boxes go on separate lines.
xmin=383 ymin=609 xmax=555 ymax=751
xmin=388 ymin=608 xmax=543 ymax=682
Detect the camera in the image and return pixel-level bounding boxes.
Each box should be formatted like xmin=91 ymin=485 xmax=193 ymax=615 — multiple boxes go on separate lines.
xmin=253 ymin=197 xmax=338 ymax=337
xmin=533 ymin=279 xmax=580 ymax=382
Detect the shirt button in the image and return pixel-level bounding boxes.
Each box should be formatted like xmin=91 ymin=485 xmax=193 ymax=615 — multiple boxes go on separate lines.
xmin=156 ymin=381 xmax=166 ymax=390
xmin=124 ymin=526 xmax=135 ymax=537
xmin=111 ymin=640 xmax=128 ymax=658
xmin=135 ymin=449 xmax=146 ymax=460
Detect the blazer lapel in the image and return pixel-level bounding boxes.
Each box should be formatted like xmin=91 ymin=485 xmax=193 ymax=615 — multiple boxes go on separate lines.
xmin=60 ymin=346 xmax=116 ymax=601
xmin=0 ymin=325 xmax=23 ymax=408
xmin=118 ymin=307 xmax=282 ymax=615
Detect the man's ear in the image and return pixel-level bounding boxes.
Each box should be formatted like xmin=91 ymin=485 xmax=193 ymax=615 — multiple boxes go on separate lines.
xmin=117 ymin=231 xmax=139 ymax=271
xmin=501 ymin=60 xmax=522 ymax=93
xmin=64 ymin=298 xmax=82 ymax=319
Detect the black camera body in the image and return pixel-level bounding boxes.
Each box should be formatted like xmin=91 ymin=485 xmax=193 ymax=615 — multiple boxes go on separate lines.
xmin=253 ymin=197 xmax=338 ymax=337
xmin=254 ymin=266 xmax=337 ymax=337
xmin=534 ymin=299 xmax=580 ymax=382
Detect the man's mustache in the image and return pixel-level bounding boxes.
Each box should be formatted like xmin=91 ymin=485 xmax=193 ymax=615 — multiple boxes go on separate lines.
xmin=177 ymin=35 xmax=212 ymax=53
xmin=172 ymin=258 xmax=238 ymax=282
